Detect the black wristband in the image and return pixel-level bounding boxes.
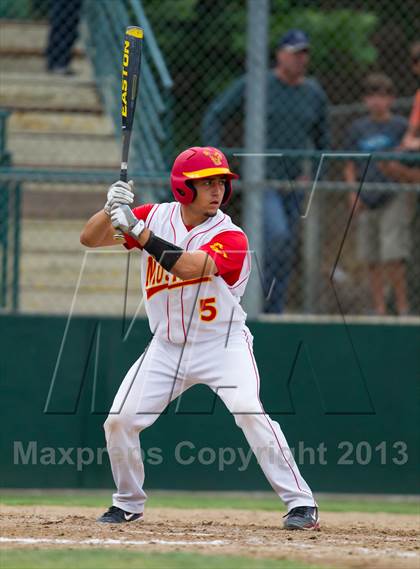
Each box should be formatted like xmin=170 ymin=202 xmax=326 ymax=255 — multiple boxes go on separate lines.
xmin=143 ymin=231 xmax=184 ymax=272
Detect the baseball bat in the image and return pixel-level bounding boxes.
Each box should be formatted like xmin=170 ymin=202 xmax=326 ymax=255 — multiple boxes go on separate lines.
xmin=120 ymin=26 xmax=143 ymax=182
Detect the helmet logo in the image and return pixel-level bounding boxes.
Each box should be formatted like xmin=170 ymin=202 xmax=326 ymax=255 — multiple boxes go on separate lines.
xmin=203 ymin=149 xmax=223 ymax=166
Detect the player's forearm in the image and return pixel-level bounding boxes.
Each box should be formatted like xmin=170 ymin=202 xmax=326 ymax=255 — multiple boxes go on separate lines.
xmin=80 ymin=210 xmax=114 ymax=247
xmin=135 ymin=228 xmax=216 ymax=279
xmin=110 ymin=207 xmax=216 ymax=279
xmin=171 ymin=251 xmax=216 ymax=280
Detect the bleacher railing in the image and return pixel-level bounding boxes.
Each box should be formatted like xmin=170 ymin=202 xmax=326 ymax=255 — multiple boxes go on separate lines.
xmin=0 ymin=110 xmax=20 ymax=311
xmin=0 ymin=148 xmax=418 ymax=316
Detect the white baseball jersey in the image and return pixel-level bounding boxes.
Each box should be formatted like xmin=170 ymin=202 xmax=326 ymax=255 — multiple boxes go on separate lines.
xmin=105 ymin=201 xmax=317 ymax=516
xmin=126 ymin=202 xmax=251 ymax=343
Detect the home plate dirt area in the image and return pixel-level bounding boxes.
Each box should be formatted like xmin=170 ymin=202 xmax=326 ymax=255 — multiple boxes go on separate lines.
xmin=1 ymin=505 xmax=419 ymax=568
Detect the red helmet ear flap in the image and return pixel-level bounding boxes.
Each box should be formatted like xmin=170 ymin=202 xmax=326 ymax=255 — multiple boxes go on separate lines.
xmin=184 ymin=180 xmax=197 ymax=202
xmin=171 ymin=177 xmax=196 ymax=204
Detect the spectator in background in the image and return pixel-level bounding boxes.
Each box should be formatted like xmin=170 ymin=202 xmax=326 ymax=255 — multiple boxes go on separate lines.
xmin=379 ymin=41 xmax=420 ymax=316
xmin=401 ymin=41 xmax=420 ymax=152
xmin=46 ymin=0 xmax=82 ymax=75
xmin=202 ymin=30 xmax=329 ymax=313
xmin=381 ymin=40 xmax=420 ymax=181
xmin=344 ymin=73 xmax=410 ymax=316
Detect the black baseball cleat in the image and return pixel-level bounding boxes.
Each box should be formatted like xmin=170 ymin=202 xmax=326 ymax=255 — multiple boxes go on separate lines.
xmin=97 ymin=505 xmax=143 ymax=524
xmin=283 ymin=506 xmax=320 ymax=530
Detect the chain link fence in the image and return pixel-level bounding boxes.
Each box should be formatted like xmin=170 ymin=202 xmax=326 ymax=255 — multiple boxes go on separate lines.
xmin=0 ymin=0 xmax=419 ymax=317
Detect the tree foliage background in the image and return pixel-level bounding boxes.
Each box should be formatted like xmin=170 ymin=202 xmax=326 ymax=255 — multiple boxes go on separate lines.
xmin=142 ymin=0 xmax=418 ymax=150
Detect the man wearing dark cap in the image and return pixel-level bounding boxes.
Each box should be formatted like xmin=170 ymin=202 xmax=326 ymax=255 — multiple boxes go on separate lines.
xmin=202 ymin=30 xmax=329 ymax=313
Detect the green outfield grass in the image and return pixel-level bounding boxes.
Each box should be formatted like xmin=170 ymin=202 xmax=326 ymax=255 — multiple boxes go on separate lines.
xmin=0 ymin=550 xmax=326 ymax=569
xmin=1 ymin=491 xmax=419 ymax=515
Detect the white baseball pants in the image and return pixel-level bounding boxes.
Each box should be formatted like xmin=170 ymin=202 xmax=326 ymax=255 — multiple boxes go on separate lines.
xmin=104 ymin=327 xmax=316 ymax=514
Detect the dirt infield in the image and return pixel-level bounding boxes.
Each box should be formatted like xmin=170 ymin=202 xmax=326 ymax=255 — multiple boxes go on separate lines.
xmin=1 ymin=505 xmax=419 ymax=568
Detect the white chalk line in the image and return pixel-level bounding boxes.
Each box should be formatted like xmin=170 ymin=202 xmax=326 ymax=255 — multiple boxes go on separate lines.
xmin=0 ymin=537 xmax=418 ymax=559
xmin=0 ymin=537 xmax=226 ymax=547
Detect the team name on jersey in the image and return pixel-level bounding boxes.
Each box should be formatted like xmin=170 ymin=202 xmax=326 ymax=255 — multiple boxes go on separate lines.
xmin=145 ymin=256 xmax=212 ymax=299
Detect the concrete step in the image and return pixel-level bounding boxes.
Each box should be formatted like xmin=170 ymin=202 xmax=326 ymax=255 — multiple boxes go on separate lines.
xmin=22 ymin=185 xmax=108 ymax=219
xmin=0 ymin=55 xmax=90 ymax=77
xmin=9 ymin=131 xmax=120 ymax=168
xmin=9 ymin=110 xmax=114 ymax=136
xmin=0 ymin=19 xmax=84 ymax=54
xmin=21 ymin=219 xmax=90 ymax=253
xmin=20 ymin=251 xmax=136 ymax=290
xmin=0 ymin=70 xmax=95 ymax=87
xmin=0 ymin=73 xmax=101 ymax=112
xmin=20 ymin=184 xmax=150 ymax=221
xmin=23 ymin=183 xmax=106 ymax=193
xmin=19 ymin=218 xmax=145 ymax=315
xmin=19 ymin=288 xmax=144 ymax=316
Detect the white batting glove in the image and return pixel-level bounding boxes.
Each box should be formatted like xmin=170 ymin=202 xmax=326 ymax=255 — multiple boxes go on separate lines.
xmin=104 ymin=180 xmax=134 ymax=216
xmin=111 ymin=204 xmax=145 ymax=238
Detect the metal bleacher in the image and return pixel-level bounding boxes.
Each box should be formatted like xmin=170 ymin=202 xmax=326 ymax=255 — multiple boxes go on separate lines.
xmin=0 ymin=0 xmax=173 ymax=314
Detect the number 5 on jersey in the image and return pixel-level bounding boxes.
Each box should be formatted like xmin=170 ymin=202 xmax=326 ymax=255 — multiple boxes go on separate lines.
xmin=199 ymin=297 xmax=217 ymax=321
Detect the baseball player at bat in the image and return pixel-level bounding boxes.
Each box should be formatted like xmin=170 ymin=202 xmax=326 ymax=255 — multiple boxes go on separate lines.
xmin=80 ymin=146 xmax=319 ymax=530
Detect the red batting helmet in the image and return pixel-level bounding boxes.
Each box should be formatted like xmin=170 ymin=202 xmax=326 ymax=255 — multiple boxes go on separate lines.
xmin=170 ymin=146 xmax=238 ymax=205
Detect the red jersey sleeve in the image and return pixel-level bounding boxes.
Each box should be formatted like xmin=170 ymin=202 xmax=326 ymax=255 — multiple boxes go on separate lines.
xmin=200 ymin=231 xmax=248 ymax=286
xmin=123 ymin=204 xmax=155 ymax=250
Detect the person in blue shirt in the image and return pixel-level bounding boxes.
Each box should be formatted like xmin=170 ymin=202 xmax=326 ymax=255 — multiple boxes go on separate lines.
xmin=202 ymin=30 xmax=330 ymax=313
xmin=344 ymin=73 xmax=410 ymax=315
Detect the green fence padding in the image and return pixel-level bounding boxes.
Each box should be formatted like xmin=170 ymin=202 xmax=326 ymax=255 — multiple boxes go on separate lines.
xmin=1 ymin=315 xmax=419 ymax=493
